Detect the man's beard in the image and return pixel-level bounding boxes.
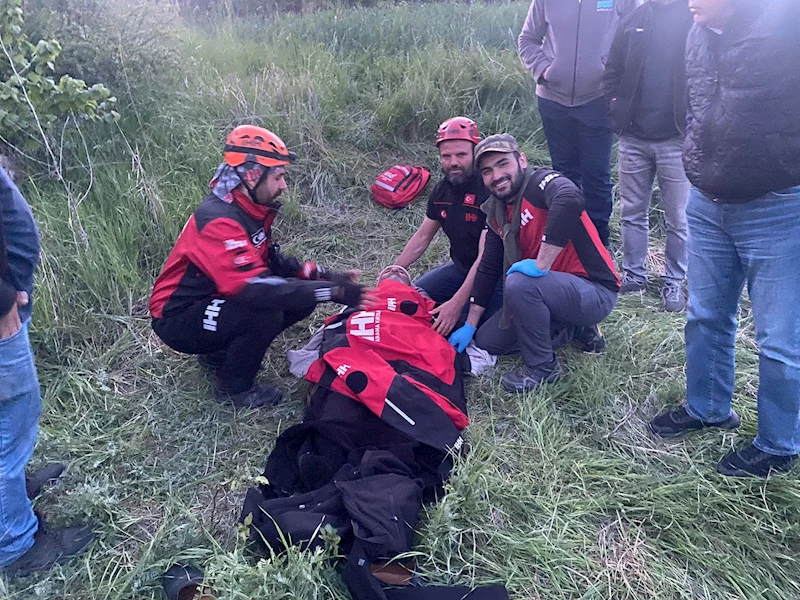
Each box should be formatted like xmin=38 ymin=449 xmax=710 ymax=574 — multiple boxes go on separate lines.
xmin=443 ymin=166 xmax=471 ymax=186
xmin=492 ymin=164 xmax=525 ymax=202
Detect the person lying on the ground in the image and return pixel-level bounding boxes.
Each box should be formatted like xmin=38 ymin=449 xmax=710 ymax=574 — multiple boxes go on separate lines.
xmin=394 ymin=117 xmax=503 ymax=336
xmin=448 ymin=134 xmax=621 ymax=393
xmin=149 ymin=125 xmax=373 ymax=408
xmin=288 ymin=266 xmax=496 ymax=379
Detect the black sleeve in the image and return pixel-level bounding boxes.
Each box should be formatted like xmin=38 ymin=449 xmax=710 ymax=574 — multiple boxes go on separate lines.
xmin=235 ymin=275 xmax=355 ymax=313
xmin=603 ymin=20 xmax=627 ymax=106
xmin=535 ymin=170 xmax=585 ymax=248
xmin=0 ymin=178 xmax=16 ymax=318
xmin=0 ymin=279 xmax=15 ymax=319
xmin=470 ymin=228 xmax=504 ymax=308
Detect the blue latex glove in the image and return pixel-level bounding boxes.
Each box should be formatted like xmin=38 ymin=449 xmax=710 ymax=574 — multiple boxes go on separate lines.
xmin=448 ymin=323 xmax=476 ymax=353
xmin=507 ymin=259 xmax=549 ymax=278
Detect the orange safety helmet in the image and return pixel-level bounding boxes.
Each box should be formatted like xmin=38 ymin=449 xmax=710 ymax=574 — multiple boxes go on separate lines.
xmin=435 ymin=116 xmax=480 ymax=146
xmin=223 ymin=125 xmax=297 ymax=168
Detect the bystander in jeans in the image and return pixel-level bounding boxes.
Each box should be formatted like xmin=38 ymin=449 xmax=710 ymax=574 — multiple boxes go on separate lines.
xmin=649 ymin=0 xmax=800 ymax=477
xmin=603 ymin=0 xmax=693 ymax=311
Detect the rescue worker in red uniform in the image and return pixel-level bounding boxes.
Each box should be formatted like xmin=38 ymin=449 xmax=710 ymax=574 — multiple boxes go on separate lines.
xmin=394 ymin=117 xmax=502 ymax=337
xmin=448 ymin=134 xmax=620 ymax=392
xmin=150 ymin=126 xmax=369 ymax=408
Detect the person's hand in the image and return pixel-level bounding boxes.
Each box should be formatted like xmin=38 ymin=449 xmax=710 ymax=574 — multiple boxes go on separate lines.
xmin=431 ymin=298 xmax=464 ymax=337
xmin=345 ymin=269 xmax=361 ymax=283
xmin=358 ymin=287 xmax=380 ymax=310
xmin=507 ymin=259 xmax=549 ymax=278
xmin=448 ymin=323 xmax=476 ymax=353
xmin=0 ymin=292 xmax=27 ymax=340
xmin=542 ymin=66 xmax=552 ymax=81
xmin=333 ymin=283 xmax=379 ymax=309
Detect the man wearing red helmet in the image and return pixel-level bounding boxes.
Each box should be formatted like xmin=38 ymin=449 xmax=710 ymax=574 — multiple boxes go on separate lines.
xmin=150 ymin=125 xmax=371 ymax=408
xmin=394 ymin=117 xmax=503 ymax=337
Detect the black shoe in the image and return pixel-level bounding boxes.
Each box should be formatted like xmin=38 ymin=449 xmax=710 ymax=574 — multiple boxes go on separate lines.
xmin=4 ymin=518 xmax=95 ymax=576
xmin=717 ymin=443 xmax=798 ymax=477
xmin=213 ymin=383 xmax=283 ymax=408
xmin=162 ymin=563 xmax=205 ymax=600
xmin=649 ymin=405 xmax=740 ymax=438
xmin=573 ymin=324 xmax=606 ymax=353
xmin=26 ymin=463 xmax=65 ymax=499
xmin=501 ymin=358 xmax=563 ymax=393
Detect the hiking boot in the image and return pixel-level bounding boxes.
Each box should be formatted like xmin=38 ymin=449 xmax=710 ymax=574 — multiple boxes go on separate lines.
xmin=649 ymin=405 xmax=740 ymax=438
xmin=501 ymin=358 xmax=563 ymax=393
xmin=717 ymin=443 xmax=798 ymax=477
xmin=573 ymin=324 xmax=605 ymax=354
xmin=619 ymin=271 xmax=647 ymax=294
xmin=212 ymin=382 xmax=283 ymax=408
xmin=26 ymin=463 xmax=65 ymax=499
xmin=4 ymin=518 xmax=95 ymax=576
xmin=661 ymin=280 xmax=686 ymax=312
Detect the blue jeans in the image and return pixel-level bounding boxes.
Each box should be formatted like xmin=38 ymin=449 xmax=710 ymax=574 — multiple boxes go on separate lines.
xmin=415 ymin=261 xmax=504 ymax=322
xmin=685 ymin=186 xmax=800 ymax=456
xmin=537 ymin=96 xmax=614 ymax=245
xmin=0 ymin=319 xmax=40 ymax=566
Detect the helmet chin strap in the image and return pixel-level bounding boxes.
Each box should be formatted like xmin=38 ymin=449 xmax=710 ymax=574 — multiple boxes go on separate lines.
xmin=241 ymin=167 xmax=282 ymax=210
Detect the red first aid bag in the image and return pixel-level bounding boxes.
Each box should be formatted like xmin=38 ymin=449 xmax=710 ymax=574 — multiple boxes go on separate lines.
xmin=371 ymin=165 xmax=431 ymax=209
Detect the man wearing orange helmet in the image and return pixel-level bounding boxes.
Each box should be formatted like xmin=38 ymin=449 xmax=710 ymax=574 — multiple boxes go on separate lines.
xmin=150 ymin=125 xmax=369 ymax=408
xmin=394 ymin=117 xmax=503 ymax=337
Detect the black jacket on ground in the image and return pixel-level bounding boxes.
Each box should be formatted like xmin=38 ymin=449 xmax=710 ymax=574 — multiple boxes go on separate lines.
xmin=682 ymin=0 xmax=800 ymax=201
xmin=603 ymin=0 xmax=693 ymax=136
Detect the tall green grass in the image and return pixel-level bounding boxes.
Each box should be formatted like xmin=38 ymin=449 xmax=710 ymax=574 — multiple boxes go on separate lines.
xmin=3 ymin=2 xmax=798 ymax=599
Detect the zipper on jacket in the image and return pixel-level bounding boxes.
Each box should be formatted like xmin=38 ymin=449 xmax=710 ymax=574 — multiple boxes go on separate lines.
xmin=571 ymin=0 xmax=583 ymax=106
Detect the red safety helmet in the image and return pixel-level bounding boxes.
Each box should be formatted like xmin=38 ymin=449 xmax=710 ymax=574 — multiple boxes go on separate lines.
xmin=223 ymin=125 xmax=297 ymax=168
xmin=435 ymin=116 xmax=480 ymax=146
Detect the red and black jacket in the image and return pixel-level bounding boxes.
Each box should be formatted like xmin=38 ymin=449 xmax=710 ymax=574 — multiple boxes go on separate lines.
xmin=150 ymin=189 xmax=339 ymax=319
xmin=306 ymin=280 xmax=469 ymax=453
xmin=472 ymin=168 xmax=620 ymax=308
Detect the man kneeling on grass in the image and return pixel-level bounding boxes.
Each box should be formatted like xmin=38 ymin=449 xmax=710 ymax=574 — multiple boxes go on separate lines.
xmin=149 ymin=125 xmax=371 ymax=408
xmin=448 ymin=134 xmax=621 ymax=392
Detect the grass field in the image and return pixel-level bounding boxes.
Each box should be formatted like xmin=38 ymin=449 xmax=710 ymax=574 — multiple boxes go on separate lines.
xmin=3 ymin=1 xmax=799 ymax=598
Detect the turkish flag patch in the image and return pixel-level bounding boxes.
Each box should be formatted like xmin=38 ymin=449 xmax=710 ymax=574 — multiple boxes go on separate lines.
xmin=463 ymin=194 xmax=476 ymax=206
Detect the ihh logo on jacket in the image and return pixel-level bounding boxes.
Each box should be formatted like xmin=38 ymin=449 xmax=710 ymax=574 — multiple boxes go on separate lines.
xmin=520 ymin=208 xmax=534 ymax=227
xmin=349 ymin=311 xmax=382 ymax=342
xmin=596 ymin=0 xmax=614 ymax=11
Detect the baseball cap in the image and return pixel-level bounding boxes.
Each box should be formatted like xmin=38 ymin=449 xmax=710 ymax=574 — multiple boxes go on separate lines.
xmin=473 ymin=133 xmax=520 ymax=168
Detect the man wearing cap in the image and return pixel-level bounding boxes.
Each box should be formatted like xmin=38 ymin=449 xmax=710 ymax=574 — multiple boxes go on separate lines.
xmin=448 ymin=134 xmax=620 ymax=392
xmin=395 ymin=117 xmax=502 ymax=337
xmin=150 ymin=125 xmax=371 ymax=408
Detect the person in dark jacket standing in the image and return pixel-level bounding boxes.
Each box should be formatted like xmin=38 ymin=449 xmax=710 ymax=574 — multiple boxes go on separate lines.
xmin=603 ymin=0 xmax=694 ymax=312
xmin=447 ymin=134 xmax=620 ymax=393
xmin=649 ymin=0 xmax=800 ymax=477
xmin=518 ymin=0 xmax=636 ymax=246
xmin=0 ymin=166 xmax=94 ymax=575
xmin=150 ymin=126 xmax=370 ymax=408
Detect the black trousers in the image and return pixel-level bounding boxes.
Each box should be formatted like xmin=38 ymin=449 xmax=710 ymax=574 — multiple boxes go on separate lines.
xmin=153 ymin=297 xmax=314 ymax=394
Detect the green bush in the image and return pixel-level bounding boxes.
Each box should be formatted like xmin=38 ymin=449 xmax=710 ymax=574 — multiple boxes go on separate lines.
xmin=0 ymin=0 xmax=117 ymax=152
xmin=21 ymin=0 xmax=180 ymax=95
